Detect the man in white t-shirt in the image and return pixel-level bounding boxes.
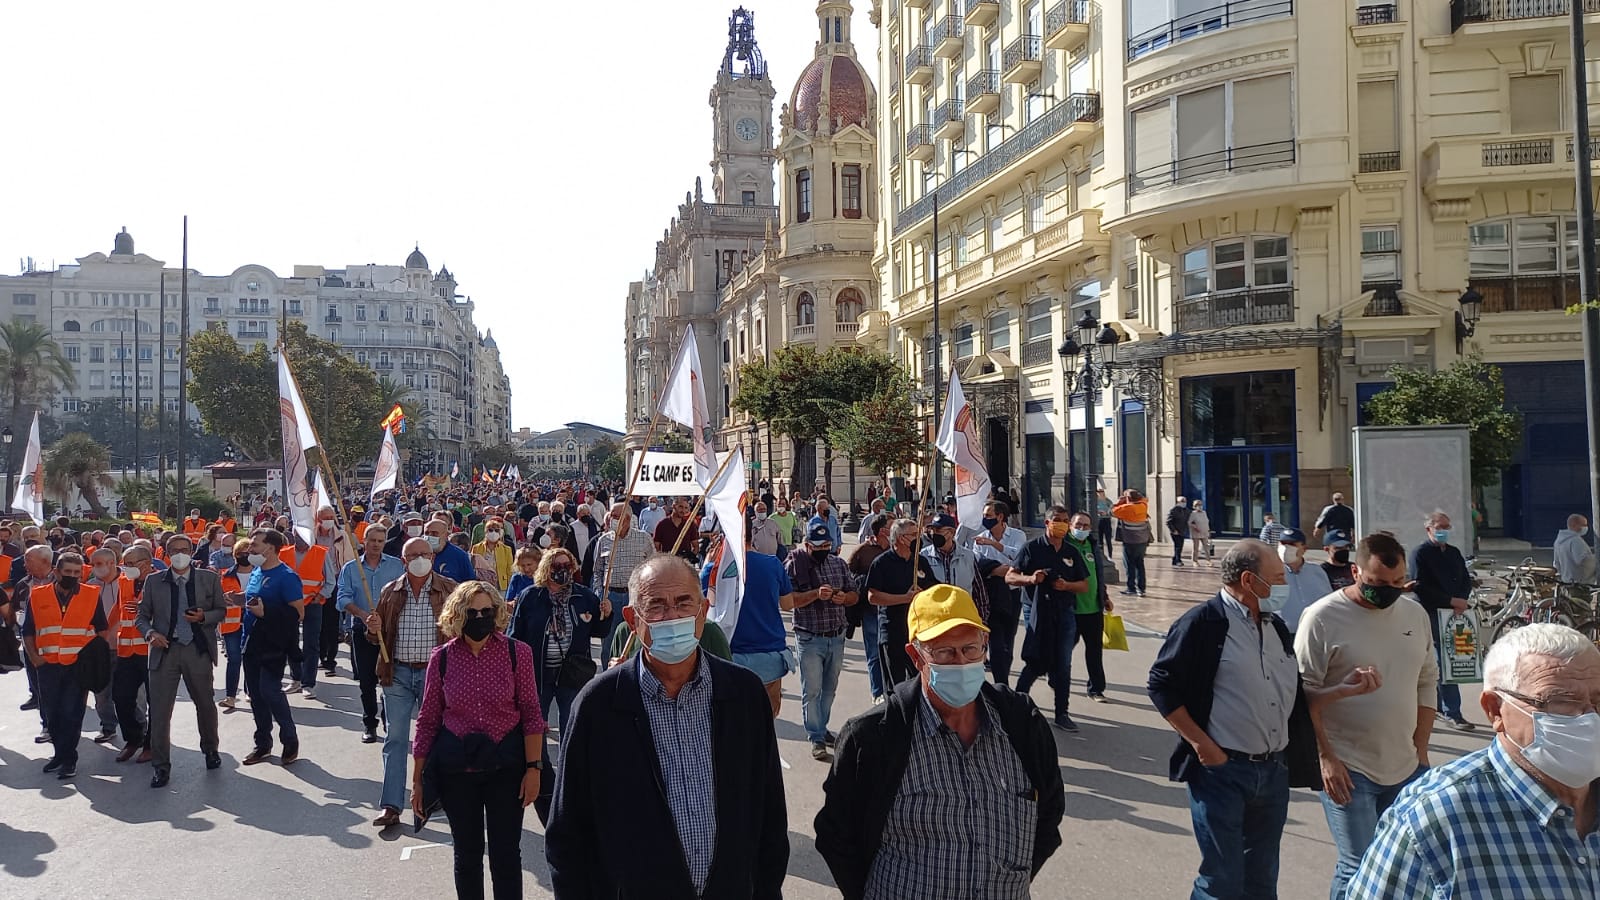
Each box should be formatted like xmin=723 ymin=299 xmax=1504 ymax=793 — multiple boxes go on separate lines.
xmin=1293 ymin=531 xmax=1438 ymax=900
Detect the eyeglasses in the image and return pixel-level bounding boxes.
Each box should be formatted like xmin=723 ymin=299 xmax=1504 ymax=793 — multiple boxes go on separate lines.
xmin=1497 ymin=687 xmax=1600 ymax=718
xmin=919 ymin=640 xmax=989 ymax=666
xmin=464 ymin=607 xmax=496 ymax=621
xmin=638 ymin=599 xmax=702 ymax=622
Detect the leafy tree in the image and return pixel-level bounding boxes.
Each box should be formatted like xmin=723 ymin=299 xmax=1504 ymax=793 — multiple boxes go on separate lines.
xmin=185 ymin=329 xmax=277 ymax=460
xmin=1363 ymin=355 xmax=1523 ymax=487
xmin=588 ymin=438 xmax=626 ymax=483
xmin=0 ymin=321 xmax=76 ymax=476
xmin=114 ymin=474 xmax=226 ymax=519
xmin=58 ymin=398 xmax=227 ymax=469
xmin=828 ymin=375 xmax=928 ymax=490
xmin=44 ymin=433 xmax=114 ymax=518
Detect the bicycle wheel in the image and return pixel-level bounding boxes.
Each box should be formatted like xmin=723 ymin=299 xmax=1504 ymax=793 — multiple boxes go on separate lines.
xmin=1492 ymin=616 xmax=1525 ymax=647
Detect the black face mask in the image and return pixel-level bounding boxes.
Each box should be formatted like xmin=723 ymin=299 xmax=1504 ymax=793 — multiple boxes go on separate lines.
xmin=1359 ymin=582 xmax=1406 ymax=610
xmin=810 ymin=548 xmax=830 ymax=563
xmin=462 ymin=616 xmax=496 ymax=641
xmin=550 ymin=568 xmax=572 ymax=586
xmin=926 ymin=532 xmax=947 ymax=550
xmin=58 ymin=576 xmax=80 ymax=593
xmin=1331 ymin=550 xmax=1350 ymax=566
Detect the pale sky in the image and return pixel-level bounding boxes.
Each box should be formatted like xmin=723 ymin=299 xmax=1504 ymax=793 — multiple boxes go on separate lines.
xmin=0 ymin=0 xmax=878 ymax=435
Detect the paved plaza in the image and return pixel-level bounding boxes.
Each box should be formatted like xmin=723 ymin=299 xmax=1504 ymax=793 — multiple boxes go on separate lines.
xmin=0 ymin=553 xmax=1491 ymax=899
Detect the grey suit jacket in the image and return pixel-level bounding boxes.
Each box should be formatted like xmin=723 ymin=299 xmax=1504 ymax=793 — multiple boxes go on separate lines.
xmin=134 ymin=567 xmax=227 ymax=669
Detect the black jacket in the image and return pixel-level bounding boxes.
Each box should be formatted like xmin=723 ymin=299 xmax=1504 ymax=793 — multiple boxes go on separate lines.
xmin=507 ymin=584 xmax=600 ymax=697
xmin=1146 ymin=593 xmax=1321 ymax=789
xmin=814 ymin=678 xmax=1065 ymax=900
xmin=1409 ymin=541 xmax=1470 ymax=612
xmin=545 ymin=652 xmax=789 ymax=899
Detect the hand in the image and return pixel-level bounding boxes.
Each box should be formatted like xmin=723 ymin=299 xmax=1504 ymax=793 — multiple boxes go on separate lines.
xmin=1104 ymin=597 xmax=1114 ymax=613
xmin=818 ymin=585 xmax=833 ymax=601
xmin=184 ymin=608 xmax=204 ymax=623
xmin=1051 ymin=577 xmax=1070 ymax=591
xmin=1339 ymin=666 xmax=1382 ymax=698
xmin=599 ymin=598 xmax=613 ymax=618
xmin=1417 ymin=749 xmax=1430 ymax=770
xmin=1450 ymin=597 xmax=1469 ymax=613
xmin=1193 ymin=739 xmax=1228 ymax=768
xmin=411 ymin=777 xmax=427 ymax=820
xmin=1033 ymin=570 xmax=1049 ymax=585
xmin=1321 ymin=755 xmax=1354 ymax=806
xmin=247 ymin=599 xmax=265 ymax=618
xmin=149 ymin=633 xmax=170 ymax=650
xmin=519 ymin=770 xmax=541 ymax=808
xmin=364 ymin=612 xmax=381 ymax=631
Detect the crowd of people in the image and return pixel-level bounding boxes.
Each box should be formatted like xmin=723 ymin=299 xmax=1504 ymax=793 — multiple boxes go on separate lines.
xmin=4 ymin=476 xmax=1598 ymax=900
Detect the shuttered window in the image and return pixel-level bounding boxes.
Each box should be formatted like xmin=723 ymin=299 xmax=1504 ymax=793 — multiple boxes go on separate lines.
xmin=1357 ymin=80 xmax=1398 ymax=154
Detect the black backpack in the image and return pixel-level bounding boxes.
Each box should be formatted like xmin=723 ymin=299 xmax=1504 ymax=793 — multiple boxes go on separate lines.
xmin=74 ymin=635 xmax=112 ymax=693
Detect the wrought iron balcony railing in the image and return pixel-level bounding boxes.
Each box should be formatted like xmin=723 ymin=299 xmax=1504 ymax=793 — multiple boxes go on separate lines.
xmin=1174 ymin=286 xmax=1296 ymax=333
xmin=1128 ymin=0 xmax=1294 ymax=60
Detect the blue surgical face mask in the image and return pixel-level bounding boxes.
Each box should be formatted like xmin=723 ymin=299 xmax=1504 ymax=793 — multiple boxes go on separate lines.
xmin=1432 ymin=529 xmax=1452 ymax=545
xmin=924 ymin=660 xmax=986 ymax=708
xmin=1578 ymin=527 xmax=1590 ymax=538
xmin=1069 ymin=527 xmax=1091 ymax=542
xmin=1252 ymin=575 xmax=1293 ymax=615
xmin=644 ymin=614 xmax=699 ymax=665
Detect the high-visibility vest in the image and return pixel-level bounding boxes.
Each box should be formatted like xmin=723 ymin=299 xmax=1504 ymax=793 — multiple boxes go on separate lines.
xmin=219 ymin=571 xmax=244 ymax=634
xmin=218 ymin=517 xmax=236 ymax=535
xmin=30 ymin=582 xmax=101 ymax=666
xmin=182 ymin=517 xmax=207 ymax=537
xmin=105 ymin=576 xmax=147 ymax=658
xmin=0 ymin=555 xmax=11 ymax=583
xmin=297 ymin=545 xmax=329 ymax=604
xmin=354 ymin=520 xmax=368 ymax=541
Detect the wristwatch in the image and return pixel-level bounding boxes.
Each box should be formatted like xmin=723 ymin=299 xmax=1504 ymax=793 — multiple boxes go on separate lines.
xmin=526 ymin=759 xmax=544 ymax=771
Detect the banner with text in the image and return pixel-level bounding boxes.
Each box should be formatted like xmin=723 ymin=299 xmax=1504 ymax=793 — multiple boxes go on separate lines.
xmin=627 ymin=451 xmax=717 ymax=496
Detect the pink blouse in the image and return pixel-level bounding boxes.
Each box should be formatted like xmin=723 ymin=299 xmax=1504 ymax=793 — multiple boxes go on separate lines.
xmin=412 ymin=633 xmax=545 ymax=760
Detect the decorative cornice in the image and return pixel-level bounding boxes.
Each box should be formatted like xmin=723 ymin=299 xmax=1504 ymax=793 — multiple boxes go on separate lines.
xmin=1129 ymin=49 xmax=1291 ymax=99
xmin=1489 ymin=330 xmax=1581 ymax=344
xmin=1355 ymin=179 xmax=1408 ymax=193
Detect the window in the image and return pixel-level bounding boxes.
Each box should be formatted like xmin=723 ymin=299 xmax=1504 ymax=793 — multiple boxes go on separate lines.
xmin=1361 ymin=226 xmax=1401 ymax=287
xmin=1124 ymin=255 xmax=1141 ymax=318
xmin=841 ymin=165 xmax=862 ymax=219
xmin=138 ymin=346 xmax=152 ymax=362
xmin=742 ymin=190 xmax=757 ymax=206
xmin=954 ymin=230 xmax=969 ymax=265
xmin=954 ymin=323 xmax=975 ymax=361
xmin=796 ymin=291 xmax=815 ymax=326
xmin=62 ymin=320 xmax=80 ymax=332
xmin=1131 ymin=74 xmax=1294 ymax=191
xmin=1357 ymin=80 xmax=1398 ymax=162
xmin=1181 ymin=236 xmax=1291 ymax=297
xmin=62 ymin=398 xmax=81 ymax=414
xmin=796 ymin=169 xmax=813 ymax=223
xmin=89 ymin=372 xmax=104 ymax=389
xmin=738 ymin=330 xmax=746 ymax=355
xmin=356 ymin=305 xmax=367 ymax=321
xmin=989 ymin=214 xmax=1003 ymax=251
xmin=328 ymin=329 xmax=340 ymax=342
xmin=1510 ymin=75 xmax=1561 ymax=134
xmin=722 ymin=339 xmax=731 ymax=364
xmin=1028 ymin=193 xmax=1045 ymax=232
xmin=13 ymin=293 xmax=35 ymax=306
xmin=1025 ymin=297 xmax=1052 ymax=344
xmin=836 ymin=288 xmax=864 ymax=323
xmin=1470 ymin=215 xmax=1598 ymax=279
xmin=89 ymin=346 xmax=104 ymax=363
xmin=987 ymin=311 xmax=1010 ymax=354
xmin=1025 ymin=79 xmax=1046 ymax=124
xmin=1069 ymin=280 xmax=1101 ymax=320
xmin=64 ymin=345 xmax=80 ymax=362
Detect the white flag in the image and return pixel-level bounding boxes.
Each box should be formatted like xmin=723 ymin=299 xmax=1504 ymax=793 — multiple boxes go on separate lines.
xmin=936 ymin=368 xmax=992 ymax=530
xmin=658 ymin=324 xmax=717 ymax=488
xmin=278 ymin=354 xmax=320 ymax=544
xmin=10 ymin=411 xmax=44 ymax=525
xmin=703 ymin=447 xmax=748 ymax=640
xmin=371 ymin=427 xmax=400 ymax=500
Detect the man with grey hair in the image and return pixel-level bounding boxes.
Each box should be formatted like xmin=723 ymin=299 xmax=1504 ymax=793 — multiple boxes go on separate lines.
xmin=17 ymin=541 xmax=58 ymax=741
xmin=1409 ymin=509 xmax=1475 ymax=731
xmin=866 ymin=518 xmax=938 ymax=688
xmin=1148 ymin=539 xmax=1319 ymax=900
xmin=1351 ymin=623 xmax=1600 ymax=897
xmin=1553 ymin=513 xmax=1595 ymax=585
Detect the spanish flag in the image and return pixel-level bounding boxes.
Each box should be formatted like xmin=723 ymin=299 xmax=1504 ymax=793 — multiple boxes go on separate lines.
xmin=131 ymin=511 xmax=163 ymax=527
xmin=379 ymin=404 xmax=406 ymax=434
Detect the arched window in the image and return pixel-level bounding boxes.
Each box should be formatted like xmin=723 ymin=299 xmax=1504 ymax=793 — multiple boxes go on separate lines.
xmin=836 ymin=288 xmax=864 ymax=323
xmin=796 ymin=292 xmax=815 ymax=327
xmin=796 ymin=169 xmax=813 ymax=223
xmin=61 ymin=320 xmax=80 ymax=332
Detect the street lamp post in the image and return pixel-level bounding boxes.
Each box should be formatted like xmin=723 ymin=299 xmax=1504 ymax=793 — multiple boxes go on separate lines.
xmin=1 ymin=426 xmax=12 ymax=514
xmin=921 ymin=149 xmax=980 ymax=511
xmin=1058 ymin=312 xmax=1122 ymax=526
xmin=748 ymin=420 xmax=760 ymax=497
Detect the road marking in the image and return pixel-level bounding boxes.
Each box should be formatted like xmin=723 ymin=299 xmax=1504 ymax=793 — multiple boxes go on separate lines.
xmin=401 ymin=842 xmax=447 ymax=861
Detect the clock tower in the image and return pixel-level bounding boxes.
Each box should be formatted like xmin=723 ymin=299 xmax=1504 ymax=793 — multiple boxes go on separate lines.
xmin=710 ymin=7 xmax=776 ymax=207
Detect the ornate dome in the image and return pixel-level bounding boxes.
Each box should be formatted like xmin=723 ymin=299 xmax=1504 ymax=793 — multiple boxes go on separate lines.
xmin=405 ymin=244 xmax=429 ymax=270
xmin=791 ymin=54 xmax=873 ymax=136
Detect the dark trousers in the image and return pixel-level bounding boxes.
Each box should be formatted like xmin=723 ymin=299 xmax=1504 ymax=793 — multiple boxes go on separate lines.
xmin=1097 ymin=517 xmax=1114 ymax=553
xmin=537 ymin=680 xmax=579 ymax=744
xmin=1075 ymin=610 xmax=1107 ymax=695
xmin=148 ymin=640 xmax=220 ymax=773
xmin=24 ymin=651 xmax=46 ymax=727
xmin=319 ymin=602 xmax=340 ymax=668
xmin=1426 ymin=610 xmax=1464 ymax=719
xmin=1186 ymin=758 xmax=1290 ymax=900
xmin=1172 ymin=533 xmax=1187 ymax=564
xmin=245 ymin=655 xmax=298 ymax=752
xmin=1124 ymin=544 xmax=1149 ymax=593
xmin=38 ymin=662 xmax=87 ymax=766
xmin=349 ymin=625 xmax=381 ymax=730
xmin=111 ymin=654 xmax=150 ymax=748
xmin=440 ymin=766 xmax=526 ymax=900
xmin=1014 ymin=607 xmax=1080 ymax=716
xmin=877 ymin=619 xmax=915 ymax=688
xmin=986 ymin=586 xmax=1022 ymax=688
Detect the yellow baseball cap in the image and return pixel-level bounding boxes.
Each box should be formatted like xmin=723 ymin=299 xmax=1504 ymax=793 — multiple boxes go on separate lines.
xmin=906 ymin=584 xmax=990 ymax=642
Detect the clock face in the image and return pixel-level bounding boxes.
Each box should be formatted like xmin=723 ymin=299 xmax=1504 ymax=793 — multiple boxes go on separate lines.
xmin=736 ymin=117 xmax=759 ymax=142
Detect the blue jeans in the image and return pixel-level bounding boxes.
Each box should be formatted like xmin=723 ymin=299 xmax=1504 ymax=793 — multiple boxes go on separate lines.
xmin=381 ymin=665 xmax=426 ymax=812
xmin=538 ymin=680 xmax=579 ymax=746
xmin=1186 ymin=758 xmax=1290 ymax=900
xmin=1320 ymin=765 xmax=1425 ymax=900
xmin=1426 ymin=611 xmax=1463 ymax=719
xmin=861 ymin=610 xmax=884 ymax=699
xmin=797 ymin=631 xmax=844 ymax=743
xmin=222 ymin=631 xmax=243 ymax=698
xmin=300 ymin=603 xmax=323 ymax=687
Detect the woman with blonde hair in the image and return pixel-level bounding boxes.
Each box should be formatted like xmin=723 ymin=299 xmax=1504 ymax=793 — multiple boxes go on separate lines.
xmin=471 ymin=517 xmax=514 ymax=591
xmin=503 ymin=545 xmax=542 ymax=603
xmin=507 ymin=547 xmax=600 ymax=742
xmin=412 ymin=581 xmax=545 ymax=900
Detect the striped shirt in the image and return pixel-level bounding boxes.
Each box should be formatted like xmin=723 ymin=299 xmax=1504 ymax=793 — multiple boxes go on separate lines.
xmin=638 ymin=652 xmax=718 ymax=896
xmin=395 ymin=577 xmax=437 ymax=664
xmin=594 ymin=526 xmax=654 ymax=591
xmin=865 ymin=692 xmax=1037 ymax=900
xmin=1350 ymin=739 xmax=1600 ymax=898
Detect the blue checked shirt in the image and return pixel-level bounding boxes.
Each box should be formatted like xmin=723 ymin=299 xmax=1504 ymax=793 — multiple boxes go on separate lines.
xmin=865 ymin=692 xmax=1037 ymax=900
xmin=1350 ymin=739 xmax=1600 ymax=898
xmin=638 ymin=651 xmax=718 ymax=895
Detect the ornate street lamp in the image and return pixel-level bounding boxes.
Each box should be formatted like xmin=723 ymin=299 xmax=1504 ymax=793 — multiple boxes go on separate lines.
xmin=1058 ymin=312 xmax=1122 ymax=523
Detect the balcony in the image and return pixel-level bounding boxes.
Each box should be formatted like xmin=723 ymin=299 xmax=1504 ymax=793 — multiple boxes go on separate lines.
xmin=1423 ymin=132 xmax=1597 ymax=195
xmin=237 ymin=328 xmax=269 ymax=339
xmin=1356 ymin=4 xmax=1398 ymax=24
xmin=1130 ymin=139 xmax=1296 ymax=193
xmin=835 ymin=321 xmax=860 ymax=338
xmin=324 ymin=314 xmax=343 ymax=324
xmin=965 ymin=0 xmax=999 ymax=26
xmin=1469 ymin=274 xmax=1577 ymax=313
xmin=1045 ymin=0 xmax=1092 ymax=53
xmin=906 ymin=124 xmax=936 ymax=163
xmin=933 ymin=99 xmax=966 ymax=142
xmin=792 ymin=323 xmax=817 ymax=341
xmin=1174 ymin=286 xmax=1296 ymax=333
xmin=906 ymin=45 xmax=935 ymax=87
xmin=905 ymin=0 xmax=929 ymax=8
xmin=1452 ymin=0 xmax=1600 ymax=31
xmin=930 ymin=16 xmax=965 ymax=59
xmin=1002 ymin=35 xmax=1042 ymax=84
xmin=1359 ymin=150 xmax=1401 ymax=173
xmin=966 ymin=69 xmax=1001 ymax=114
xmin=1128 ymin=0 xmax=1294 ymax=61
xmin=1021 ymin=340 xmax=1053 ymax=367
xmin=374 ymin=361 xmax=394 ymax=370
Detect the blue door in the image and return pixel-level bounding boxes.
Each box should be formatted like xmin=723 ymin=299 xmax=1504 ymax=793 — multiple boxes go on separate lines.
xmin=1499 ymin=361 xmax=1588 ymax=543
xmin=1183 ymin=447 xmax=1298 ymax=538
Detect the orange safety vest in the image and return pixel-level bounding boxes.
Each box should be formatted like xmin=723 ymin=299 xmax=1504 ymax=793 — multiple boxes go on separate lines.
xmin=218 ymin=517 xmax=236 ymax=535
xmin=0 ymin=555 xmax=12 ymax=582
xmin=354 ymin=520 xmax=368 ymax=542
xmin=219 ymin=572 xmax=243 ymax=634
xmin=30 ymin=582 xmax=101 ymax=665
xmin=105 ymin=576 xmax=147 ymax=657
xmin=182 ymin=517 xmax=208 ymax=537
xmin=296 ymin=544 xmax=329 ymax=604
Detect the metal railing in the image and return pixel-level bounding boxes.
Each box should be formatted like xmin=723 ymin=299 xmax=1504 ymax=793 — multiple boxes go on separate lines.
xmin=906 ymin=124 xmax=935 ymax=153
xmin=1003 ymin=35 xmax=1042 ymax=73
xmin=1131 ymin=139 xmax=1296 ymax=193
xmin=1469 ymin=274 xmax=1578 ymax=312
xmin=894 ymin=92 xmax=1102 ymax=235
xmin=965 ymin=0 xmax=999 ymax=22
xmin=1356 ymin=4 xmax=1398 ymax=23
xmin=1359 ymin=150 xmax=1401 ymax=172
xmin=1566 ymin=135 xmax=1600 ymax=161
xmin=935 ymin=98 xmax=965 ymax=126
xmin=929 ymin=15 xmax=964 ymax=46
xmin=966 ymin=69 xmax=1000 ymax=102
xmin=1452 ymin=0 xmax=1600 ymax=30
xmin=905 ymin=45 xmax=935 ymax=75
xmin=1020 ymin=340 xmax=1053 ymax=367
xmin=1128 ymin=0 xmax=1294 ymax=60
xmin=1483 ymin=139 xmax=1554 ymax=166
xmin=1175 ymin=286 xmax=1296 ymax=332
xmin=1047 ymin=0 xmax=1093 ymax=34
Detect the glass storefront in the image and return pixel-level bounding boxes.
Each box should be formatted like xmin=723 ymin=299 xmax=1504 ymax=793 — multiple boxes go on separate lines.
xmin=1024 ymin=432 xmax=1056 ymax=527
xmin=1180 ymin=371 xmax=1298 ymax=537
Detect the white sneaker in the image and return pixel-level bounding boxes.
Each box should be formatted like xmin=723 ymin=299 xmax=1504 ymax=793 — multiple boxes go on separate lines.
xmin=303 ymin=688 xmax=317 ymax=700
xmin=286 ymin=680 xmax=302 ymax=694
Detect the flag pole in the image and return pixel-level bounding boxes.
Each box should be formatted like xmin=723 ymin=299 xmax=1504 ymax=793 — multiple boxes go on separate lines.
xmin=670 ymin=448 xmax=742 ymax=556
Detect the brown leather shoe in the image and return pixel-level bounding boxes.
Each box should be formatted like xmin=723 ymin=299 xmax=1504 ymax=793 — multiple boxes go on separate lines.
xmin=279 ymin=747 xmax=300 ymax=766
xmin=242 ymin=748 xmax=273 ymax=766
xmin=115 ymin=744 xmax=139 ymax=763
xmin=372 ymin=807 xmax=402 ymax=828
xmin=135 ymin=748 xmax=154 ymax=764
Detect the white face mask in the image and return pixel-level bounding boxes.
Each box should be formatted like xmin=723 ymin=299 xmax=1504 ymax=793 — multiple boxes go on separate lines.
xmin=1278 ymin=545 xmax=1302 ymax=566
xmin=407 ymin=557 xmax=433 ymax=578
xmin=485 ymin=530 xmax=502 ymax=542
xmin=1502 ymin=697 xmax=1600 ymax=789
xmin=168 ymin=553 xmax=193 ymax=571
xmin=406 ymin=525 xmax=424 ymax=537
xmin=91 ymin=565 xmax=114 ymax=582
xmin=247 ymin=553 xmax=266 ymax=567
xmin=756 ymin=511 xmax=768 ymax=521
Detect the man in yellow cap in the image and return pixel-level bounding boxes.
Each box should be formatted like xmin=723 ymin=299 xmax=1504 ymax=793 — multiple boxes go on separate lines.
xmin=814 ymin=584 xmax=1064 ymax=900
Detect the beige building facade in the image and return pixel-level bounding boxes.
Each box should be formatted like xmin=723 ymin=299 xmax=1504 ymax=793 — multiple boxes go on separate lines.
xmin=871 ymin=0 xmax=1588 ymax=542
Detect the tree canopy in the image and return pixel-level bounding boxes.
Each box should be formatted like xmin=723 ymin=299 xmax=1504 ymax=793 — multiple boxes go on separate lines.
xmin=827 ymin=373 xmax=928 ymax=484
xmin=44 ymin=432 xmax=114 ymax=518
xmin=1363 ymin=355 xmax=1523 ymax=487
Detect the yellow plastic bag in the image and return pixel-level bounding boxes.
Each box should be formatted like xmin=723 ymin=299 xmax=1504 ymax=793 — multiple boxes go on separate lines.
xmin=1102 ymin=614 xmax=1129 ymax=652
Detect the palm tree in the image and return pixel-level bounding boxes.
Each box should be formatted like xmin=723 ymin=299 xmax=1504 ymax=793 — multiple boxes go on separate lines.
xmin=44 ymin=432 xmax=114 ymax=518
xmin=1 ymin=321 xmax=76 ymax=495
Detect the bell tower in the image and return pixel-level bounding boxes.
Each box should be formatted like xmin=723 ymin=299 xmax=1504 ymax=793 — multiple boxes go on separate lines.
xmin=709 ymin=7 xmax=776 ymax=207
